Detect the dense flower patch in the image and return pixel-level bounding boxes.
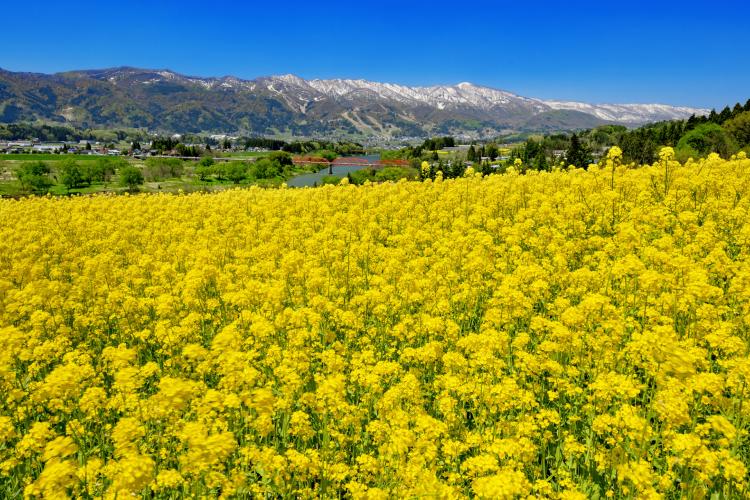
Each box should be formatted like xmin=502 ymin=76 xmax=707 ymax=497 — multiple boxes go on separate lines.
xmin=1 ymin=149 xmax=749 ymax=498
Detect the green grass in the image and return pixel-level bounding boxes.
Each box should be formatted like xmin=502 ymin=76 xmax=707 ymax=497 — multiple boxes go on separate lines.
xmin=0 ymin=181 xmax=22 ymax=196
xmin=0 ymin=180 xmax=119 ymax=197
xmin=47 ymin=183 xmax=117 ymax=196
xmin=0 ymin=158 xmax=339 ymax=197
xmin=0 ymin=175 xmax=288 ymax=198
xmin=320 ymin=175 xmax=341 ymax=185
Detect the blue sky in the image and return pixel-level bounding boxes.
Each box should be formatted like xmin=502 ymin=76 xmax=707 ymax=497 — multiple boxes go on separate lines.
xmin=1 ymin=0 xmax=748 ymax=109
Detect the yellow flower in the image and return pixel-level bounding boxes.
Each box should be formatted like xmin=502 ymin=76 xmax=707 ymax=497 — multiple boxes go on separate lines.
xmin=421 ymin=161 xmax=430 ymax=178
xmin=16 ymin=422 xmax=55 ymax=458
xmin=154 ymin=469 xmax=184 ymax=490
xmin=106 ymin=453 xmax=155 ymax=496
xmin=0 ymin=416 xmax=15 ymax=443
xmin=1 ymin=151 xmax=749 ymax=497
xmin=42 ymin=436 xmax=78 ymax=462
xmin=472 ymin=469 xmax=531 ymax=499
xmin=606 ymin=145 xmax=623 ymax=161
xmin=659 ymin=146 xmax=675 ymax=161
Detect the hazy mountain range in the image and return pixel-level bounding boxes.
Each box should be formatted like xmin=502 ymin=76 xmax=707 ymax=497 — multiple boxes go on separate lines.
xmin=0 ymin=67 xmax=708 ymax=138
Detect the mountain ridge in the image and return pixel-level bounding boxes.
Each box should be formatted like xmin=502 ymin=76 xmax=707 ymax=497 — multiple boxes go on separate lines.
xmin=0 ymin=66 xmax=708 ymax=138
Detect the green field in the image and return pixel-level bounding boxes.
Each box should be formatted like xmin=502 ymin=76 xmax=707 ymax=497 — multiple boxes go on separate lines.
xmin=0 ymin=174 xmax=276 ymax=198
xmin=0 ymin=152 xmax=321 ymax=197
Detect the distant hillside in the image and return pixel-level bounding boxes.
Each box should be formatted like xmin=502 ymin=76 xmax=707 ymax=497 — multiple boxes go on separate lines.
xmin=0 ymin=67 xmax=708 ymax=138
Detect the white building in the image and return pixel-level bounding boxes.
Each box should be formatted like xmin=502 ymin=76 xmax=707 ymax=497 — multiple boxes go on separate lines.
xmin=32 ymin=144 xmax=63 ymax=152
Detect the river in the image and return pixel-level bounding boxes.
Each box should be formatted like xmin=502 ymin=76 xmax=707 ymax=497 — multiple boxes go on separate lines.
xmin=286 ymin=154 xmax=380 ymax=187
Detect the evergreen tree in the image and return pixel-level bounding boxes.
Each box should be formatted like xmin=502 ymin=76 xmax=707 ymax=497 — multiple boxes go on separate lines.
xmin=666 ymin=122 xmax=680 ymax=145
xmin=523 ymin=139 xmax=541 ymax=164
xmin=718 ymin=106 xmax=732 ymax=123
xmin=565 ymin=133 xmax=592 ymax=169
xmin=467 ymin=145 xmax=476 ymax=162
xmin=620 ymin=129 xmax=657 ymax=164
xmin=657 ymin=126 xmax=668 ymax=145
xmin=451 ymin=159 xmax=465 ymax=178
xmin=534 ymin=152 xmax=549 ymax=171
xmin=486 ymin=143 xmax=498 ymax=160
xmin=686 ymin=114 xmax=699 ymax=131
xmin=481 ymin=160 xmax=493 ymax=176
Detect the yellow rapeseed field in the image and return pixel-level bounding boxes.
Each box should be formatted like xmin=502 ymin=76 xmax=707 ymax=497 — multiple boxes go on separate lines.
xmin=1 ymin=148 xmax=750 ymax=498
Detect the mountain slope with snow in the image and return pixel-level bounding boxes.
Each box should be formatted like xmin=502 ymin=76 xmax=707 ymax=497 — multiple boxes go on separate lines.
xmin=0 ymin=67 xmax=708 ymax=137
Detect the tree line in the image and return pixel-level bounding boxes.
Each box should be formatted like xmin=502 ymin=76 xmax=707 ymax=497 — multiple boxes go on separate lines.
xmin=495 ymin=97 xmax=750 ymax=170
xmin=0 ymin=123 xmax=148 ymax=143
xmin=193 ymin=152 xmax=296 ymax=184
xmin=582 ymin=99 xmax=750 ymax=164
xmin=13 ymin=156 xmax=136 ymax=193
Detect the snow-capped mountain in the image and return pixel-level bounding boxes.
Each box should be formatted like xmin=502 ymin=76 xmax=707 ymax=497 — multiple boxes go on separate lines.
xmin=0 ymin=67 xmax=708 ymax=137
xmin=264 ymin=75 xmax=704 ymax=123
xmin=538 ymin=100 xmax=704 ymax=123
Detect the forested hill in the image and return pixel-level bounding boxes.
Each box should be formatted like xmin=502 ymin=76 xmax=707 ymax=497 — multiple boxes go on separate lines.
xmin=510 ymin=98 xmax=750 ymax=169
xmin=0 ymin=66 xmax=705 ymax=137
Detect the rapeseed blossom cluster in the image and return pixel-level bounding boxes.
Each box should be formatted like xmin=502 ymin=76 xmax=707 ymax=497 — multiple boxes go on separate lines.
xmin=1 ymin=151 xmax=750 ymax=498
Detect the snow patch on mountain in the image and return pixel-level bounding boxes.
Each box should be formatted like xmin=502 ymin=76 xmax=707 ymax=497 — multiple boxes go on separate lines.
xmin=281 ymin=76 xmax=706 ymax=123
xmin=56 ymin=67 xmax=709 ymax=133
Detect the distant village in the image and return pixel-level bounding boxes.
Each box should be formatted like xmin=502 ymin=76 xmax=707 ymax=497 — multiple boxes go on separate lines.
xmin=1 ymin=140 xmax=125 ymax=156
